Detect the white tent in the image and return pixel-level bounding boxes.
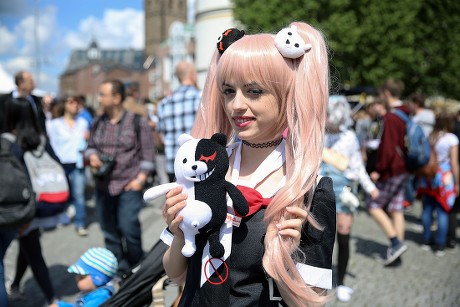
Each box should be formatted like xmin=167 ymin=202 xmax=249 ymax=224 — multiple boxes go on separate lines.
xmin=0 ymin=64 xmax=15 ymax=94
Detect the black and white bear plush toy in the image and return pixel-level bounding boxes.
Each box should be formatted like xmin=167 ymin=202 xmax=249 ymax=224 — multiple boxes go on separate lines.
xmin=143 ymin=133 xmax=248 ymax=258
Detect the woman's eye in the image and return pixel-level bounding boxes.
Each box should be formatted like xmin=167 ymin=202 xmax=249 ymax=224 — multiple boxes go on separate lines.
xmin=248 ymin=89 xmax=263 ymax=96
xmin=222 ymin=88 xmax=235 ymax=95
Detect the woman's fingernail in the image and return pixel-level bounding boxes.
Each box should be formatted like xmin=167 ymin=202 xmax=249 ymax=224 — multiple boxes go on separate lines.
xmin=276 ymin=223 xmax=281 ymax=229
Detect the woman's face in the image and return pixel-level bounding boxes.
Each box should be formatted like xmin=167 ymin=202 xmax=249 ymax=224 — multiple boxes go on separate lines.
xmin=221 ymin=80 xmax=280 ymax=143
xmin=65 ymin=97 xmax=79 ymax=116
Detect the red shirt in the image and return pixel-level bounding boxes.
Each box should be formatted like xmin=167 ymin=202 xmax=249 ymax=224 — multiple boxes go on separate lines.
xmin=375 ymin=105 xmax=409 ymax=180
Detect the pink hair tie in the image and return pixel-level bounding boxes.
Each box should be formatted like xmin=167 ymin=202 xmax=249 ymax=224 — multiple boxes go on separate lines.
xmin=274 ymin=25 xmax=312 ymax=59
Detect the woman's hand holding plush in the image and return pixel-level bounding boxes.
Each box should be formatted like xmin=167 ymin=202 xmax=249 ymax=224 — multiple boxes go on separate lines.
xmin=164 ymin=186 xmax=187 ymax=239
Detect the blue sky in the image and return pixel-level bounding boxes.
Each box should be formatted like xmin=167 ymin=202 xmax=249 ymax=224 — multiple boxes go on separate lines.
xmin=0 ymin=0 xmax=145 ymax=94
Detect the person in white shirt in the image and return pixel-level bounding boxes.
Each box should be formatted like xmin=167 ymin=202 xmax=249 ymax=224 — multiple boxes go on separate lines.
xmin=319 ymin=95 xmax=379 ymax=302
xmin=47 ymin=96 xmax=89 ymax=236
xmin=417 ymin=114 xmax=459 ymax=256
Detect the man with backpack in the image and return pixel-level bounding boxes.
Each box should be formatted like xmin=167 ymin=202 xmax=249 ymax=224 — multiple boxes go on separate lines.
xmin=367 ymin=79 xmax=411 ymax=266
xmin=86 ymin=80 xmax=155 ymax=277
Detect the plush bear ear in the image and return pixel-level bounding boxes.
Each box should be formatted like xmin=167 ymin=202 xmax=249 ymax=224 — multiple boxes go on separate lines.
xmin=211 ymin=133 xmax=227 ymax=147
xmin=178 ymin=133 xmax=194 ymax=146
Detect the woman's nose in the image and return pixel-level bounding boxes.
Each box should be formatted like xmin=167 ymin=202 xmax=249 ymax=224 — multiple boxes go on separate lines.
xmin=232 ymin=91 xmax=247 ymax=110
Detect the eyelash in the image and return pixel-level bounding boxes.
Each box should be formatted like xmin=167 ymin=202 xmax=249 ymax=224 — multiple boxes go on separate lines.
xmin=222 ymin=88 xmax=235 ymax=95
xmin=222 ymin=88 xmax=263 ymax=96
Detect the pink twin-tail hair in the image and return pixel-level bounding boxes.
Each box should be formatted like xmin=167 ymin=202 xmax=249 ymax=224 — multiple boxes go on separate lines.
xmin=191 ymin=21 xmax=330 ymax=306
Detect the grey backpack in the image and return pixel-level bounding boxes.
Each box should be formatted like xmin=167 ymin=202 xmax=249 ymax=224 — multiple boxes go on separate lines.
xmin=23 ymin=137 xmax=69 ymax=217
xmin=0 ymin=135 xmax=35 ymax=228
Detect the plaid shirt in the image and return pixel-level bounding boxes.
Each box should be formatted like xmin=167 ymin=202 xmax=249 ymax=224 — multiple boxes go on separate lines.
xmin=157 ymin=85 xmax=201 ymax=173
xmin=86 ymin=111 xmax=155 ymax=195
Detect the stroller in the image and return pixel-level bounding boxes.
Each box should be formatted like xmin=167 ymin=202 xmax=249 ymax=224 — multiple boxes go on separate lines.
xmin=100 ymin=240 xmax=182 ymax=307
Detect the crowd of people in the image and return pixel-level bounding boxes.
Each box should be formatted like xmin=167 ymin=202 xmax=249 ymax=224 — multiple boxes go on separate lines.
xmin=0 ymin=19 xmax=459 ymax=307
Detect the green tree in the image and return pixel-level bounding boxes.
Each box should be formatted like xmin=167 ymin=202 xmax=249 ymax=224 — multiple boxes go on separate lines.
xmin=233 ymin=0 xmax=460 ymax=99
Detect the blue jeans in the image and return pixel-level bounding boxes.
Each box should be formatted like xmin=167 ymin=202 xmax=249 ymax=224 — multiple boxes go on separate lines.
xmin=64 ymin=165 xmax=86 ymax=228
xmin=0 ymin=228 xmax=17 ymax=307
xmin=421 ymin=196 xmax=449 ymax=248
xmin=95 ymin=189 xmax=143 ymax=272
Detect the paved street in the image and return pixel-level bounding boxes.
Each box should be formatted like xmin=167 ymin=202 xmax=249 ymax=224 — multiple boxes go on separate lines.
xmin=4 ymin=198 xmax=460 ymax=307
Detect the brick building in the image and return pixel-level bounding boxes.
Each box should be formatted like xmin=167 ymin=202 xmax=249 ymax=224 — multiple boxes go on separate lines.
xmin=59 ymin=41 xmax=149 ymax=108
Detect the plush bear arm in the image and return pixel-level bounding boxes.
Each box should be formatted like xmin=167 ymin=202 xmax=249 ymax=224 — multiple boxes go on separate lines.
xmin=225 ymin=181 xmax=249 ymax=216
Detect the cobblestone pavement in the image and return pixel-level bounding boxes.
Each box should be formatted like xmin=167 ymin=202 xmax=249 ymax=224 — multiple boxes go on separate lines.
xmin=4 ymin=199 xmax=459 ymax=307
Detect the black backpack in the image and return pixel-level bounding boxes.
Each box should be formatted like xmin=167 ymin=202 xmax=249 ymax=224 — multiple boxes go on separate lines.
xmin=0 ymin=136 xmax=36 ymax=228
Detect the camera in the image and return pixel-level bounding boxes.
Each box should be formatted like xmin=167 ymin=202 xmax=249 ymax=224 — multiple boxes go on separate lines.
xmin=93 ymin=154 xmax=116 ymax=179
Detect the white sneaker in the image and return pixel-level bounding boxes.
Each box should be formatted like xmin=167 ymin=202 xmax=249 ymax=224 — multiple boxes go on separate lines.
xmin=337 ymin=285 xmax=354 ymax=302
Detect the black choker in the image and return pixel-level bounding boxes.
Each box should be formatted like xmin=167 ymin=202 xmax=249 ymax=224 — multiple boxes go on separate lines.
xmin=242 ymin=138 xmax=283 ymax=148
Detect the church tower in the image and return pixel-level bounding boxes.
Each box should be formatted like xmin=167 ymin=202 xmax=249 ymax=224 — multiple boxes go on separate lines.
xmin=144 ymin=0 xmax=188 ymax=58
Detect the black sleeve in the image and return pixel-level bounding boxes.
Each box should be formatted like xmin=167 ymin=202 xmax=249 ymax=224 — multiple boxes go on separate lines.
xmin=45 ymin=139 xmax=61 ymax=164
xmin=299 ymin=176 xmax=336 ymax=271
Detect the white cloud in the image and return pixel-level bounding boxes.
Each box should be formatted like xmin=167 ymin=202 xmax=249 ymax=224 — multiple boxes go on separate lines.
xmin=14 ymin=6 xmax=57 ymax=56
xmin=64 ymin=8 xmax=144 ymax=50
xmin=0 ymin=25 xmax=17 ymax=55
xmin=4 ymin=56 xmax=34 ymax=72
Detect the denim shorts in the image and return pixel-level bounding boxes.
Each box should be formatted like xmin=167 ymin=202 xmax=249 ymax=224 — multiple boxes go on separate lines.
xmin=320 ymin=163 xmax=353 ymax=214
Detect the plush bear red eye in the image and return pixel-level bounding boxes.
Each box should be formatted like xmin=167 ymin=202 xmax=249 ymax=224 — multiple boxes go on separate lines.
xmin=199 ymin=152 xmax=216 ymax=163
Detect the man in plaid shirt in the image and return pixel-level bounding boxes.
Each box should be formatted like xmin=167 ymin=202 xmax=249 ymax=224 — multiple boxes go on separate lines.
xmin=157 ymin=61 xmax=201 ymax=182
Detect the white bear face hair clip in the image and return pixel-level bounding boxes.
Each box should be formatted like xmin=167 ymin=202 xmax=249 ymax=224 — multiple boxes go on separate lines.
xmin=274 ymin=25 xmax=312 ymax=59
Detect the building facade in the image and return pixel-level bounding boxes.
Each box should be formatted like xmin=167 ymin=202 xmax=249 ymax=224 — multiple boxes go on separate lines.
xmin=59 ymin=41 xmax=149 ymax=107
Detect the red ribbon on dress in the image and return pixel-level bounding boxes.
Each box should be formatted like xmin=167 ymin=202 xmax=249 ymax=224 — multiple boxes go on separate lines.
xmin=236 ymin=185 xmax=272 ymax=217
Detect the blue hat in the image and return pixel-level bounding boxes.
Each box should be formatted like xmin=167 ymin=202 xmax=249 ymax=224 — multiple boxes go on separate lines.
xmin=68 ymin=247 xmax=118 ymax=287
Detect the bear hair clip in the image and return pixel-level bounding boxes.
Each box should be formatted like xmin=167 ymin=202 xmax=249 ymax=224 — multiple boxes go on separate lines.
xmin=216 ymin=28 xmax=245 ymax=55
xmin=274 ymin=25 xmax=312 ymax=59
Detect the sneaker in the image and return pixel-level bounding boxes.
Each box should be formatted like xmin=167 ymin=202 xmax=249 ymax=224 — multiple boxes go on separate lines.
xmin=434 ymin=246 xmax=446 ymax=257
xmin=435 ymin=249 xmax=445 ymax=257
xmin=336 ymin=285 xmax=354 ymax=302
xmin=384 ymin=242 xmax=408 ymax=266
xmin=6 ymin=283 xmax=23 ymax=300
xmin=420 ymin=244 xmax=431 ymax=251
xmin=76 ymin=227 xmax=88 ymax=236
xmin=446 ymin=241 xmax=456 ymax=249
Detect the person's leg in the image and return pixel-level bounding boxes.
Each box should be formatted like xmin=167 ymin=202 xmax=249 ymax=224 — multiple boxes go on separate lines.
xmin=118 ymin=190 xmax=144 ymax=267
xmin=421 ymin=197 xmax=434 ymax=244
xmin=156 ymin=154 xmax=170 ymax=185
xmin=18 ymin=229 xmax=55 ymax=303
xmin=368 ymin=208 xmax=397 ymax=238
xmin=336 ymin=213 xmax=353 ymax=286
xmin=446 ymin=197 xmax=459 ymax=247
xmin=0 ymin=229 xmax=17 ymax=307
xmin=434 ymin=204 xmax=449 ymax=249
xmin=95 ymin=189 xmax=123 ymax=261
xmin=369 ymin=176 xmax=408 ymax=265
xmin=387 ymin=175 xmax=407 ymax=241
xmin=367 ymin=177 xmax=399 ymax=240
xmin=70 ymin=168 xmax=87 ymax=229
xmin=11 ymin=240 xmax=28 ymax=288
xmin=391 ymin=211 xmax=405 ymax=241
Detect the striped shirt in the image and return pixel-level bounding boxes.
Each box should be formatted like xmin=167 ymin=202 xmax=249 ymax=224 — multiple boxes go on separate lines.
xmin=157 ymin=85 xmax=201 ymax=174
xmin=86 ymin=111 xmax=155 ymax=195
